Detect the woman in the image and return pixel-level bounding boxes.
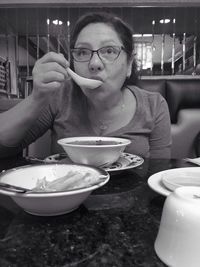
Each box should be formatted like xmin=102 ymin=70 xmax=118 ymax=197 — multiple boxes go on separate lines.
xmin=0 ymin=12 xmax=171 ymax=158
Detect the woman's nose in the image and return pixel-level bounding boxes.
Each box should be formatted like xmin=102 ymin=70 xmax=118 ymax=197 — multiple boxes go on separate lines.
xmin=88 ymin=52 xmax=104 ymax=72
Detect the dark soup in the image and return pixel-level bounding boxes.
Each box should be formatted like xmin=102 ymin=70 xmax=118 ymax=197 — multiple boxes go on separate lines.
xmin=67 ymin=140 xmax=122 ymax=146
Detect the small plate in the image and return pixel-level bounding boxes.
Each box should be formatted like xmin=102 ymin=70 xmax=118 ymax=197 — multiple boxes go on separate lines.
xmin=44 ymin=153 xmax=144 ymax=172
xmin=148 ymin=170 xmax=171 ymax=197
xmin=162 ymin=172 xmax=200 ymax=192
xmin=148 ymin=167 xmax=200 ymax=197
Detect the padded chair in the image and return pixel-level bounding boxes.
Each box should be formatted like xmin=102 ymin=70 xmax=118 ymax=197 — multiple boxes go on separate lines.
xmin=171 ymin=109 xmax=200 ymax=158
xmin=166 ymin=80 xmax=200 ymax=158
xmin=138 ymin=78 xmax=200 ymax=159
xmin=166 ymin=79 xmax=200 ymax=123
xmin=137 ymin=79 xmax=166 ymax=98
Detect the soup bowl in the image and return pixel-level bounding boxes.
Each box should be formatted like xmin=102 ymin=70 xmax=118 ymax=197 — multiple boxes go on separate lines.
xmin=57 ymin=136 xmax=131 ymax=167
xmin=0 ymin=163 xmax=109 ymax=216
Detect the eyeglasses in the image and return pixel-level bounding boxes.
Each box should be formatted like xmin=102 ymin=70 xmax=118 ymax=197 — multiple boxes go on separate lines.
xmin=71 ymin=46 xmax=125 ymax=63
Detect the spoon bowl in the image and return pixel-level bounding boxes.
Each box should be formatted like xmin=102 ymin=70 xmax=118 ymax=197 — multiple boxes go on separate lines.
xmin=67 ymin=67 xmax=103 ymax=90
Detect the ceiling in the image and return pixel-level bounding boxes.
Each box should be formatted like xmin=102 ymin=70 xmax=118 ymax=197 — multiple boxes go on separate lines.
xmin=0 ymin=6 xmax=199 ymax=35
xmin=1 ymin=0 xmax=200 ymax=8
xmin=0 ymin=6 xmax=199 ymax=75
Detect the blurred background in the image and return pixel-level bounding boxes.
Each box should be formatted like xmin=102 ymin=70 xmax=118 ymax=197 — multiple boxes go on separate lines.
xmin=0 ymin=2 xmax=200 ymax=98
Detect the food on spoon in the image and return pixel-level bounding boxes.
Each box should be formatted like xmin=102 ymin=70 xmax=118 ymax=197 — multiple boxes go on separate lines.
xmin=32 ymin=170 xmax=101 ymax=192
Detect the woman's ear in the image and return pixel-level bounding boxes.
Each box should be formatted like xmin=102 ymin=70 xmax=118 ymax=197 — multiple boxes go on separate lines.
xmin=127 ymin=52 xmax=135 ymax=78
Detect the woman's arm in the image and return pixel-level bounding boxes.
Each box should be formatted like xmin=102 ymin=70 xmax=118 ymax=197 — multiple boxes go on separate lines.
xmin=0 ymin=52 xmax=68 ymax=151
xmin=149 ymin=96 xmax=172 ymax=159
xmin=0 ymin=95 xmax=49 ymax=146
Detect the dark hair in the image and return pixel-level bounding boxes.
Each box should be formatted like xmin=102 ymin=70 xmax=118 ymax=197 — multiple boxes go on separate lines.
xmin=70 ymin=12 xmax=138 ymax=85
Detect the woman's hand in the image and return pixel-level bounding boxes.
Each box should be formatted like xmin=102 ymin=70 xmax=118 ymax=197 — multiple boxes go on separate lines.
xmin=32 ymin=52 xmax=69 ymax=100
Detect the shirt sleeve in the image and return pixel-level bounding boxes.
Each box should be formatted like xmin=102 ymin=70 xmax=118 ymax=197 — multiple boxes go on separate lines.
xmin=0 ymin=81 xmax=71 ymax=159
xmin=0 ymin=104 xmax=54 ymax=159
xmin=149 ymin=94 xmax=172 ymax=159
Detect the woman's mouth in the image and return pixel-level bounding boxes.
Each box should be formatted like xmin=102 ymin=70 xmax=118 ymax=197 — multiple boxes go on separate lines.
xmin=90 ymin=76 xmax=104 ymax=82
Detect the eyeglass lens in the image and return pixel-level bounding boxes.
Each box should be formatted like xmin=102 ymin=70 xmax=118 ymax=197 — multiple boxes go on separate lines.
xmin=71 ymin=46 xmax=122 ymax=62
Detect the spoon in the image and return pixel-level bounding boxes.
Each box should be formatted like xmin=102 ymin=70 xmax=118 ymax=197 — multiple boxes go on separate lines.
xmin=66 ymin=67 xmax=103 ymax=90
xmin=0 ymin=182 xmax=30 ymax=193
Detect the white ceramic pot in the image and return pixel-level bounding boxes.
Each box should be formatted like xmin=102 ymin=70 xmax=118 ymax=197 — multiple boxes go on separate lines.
xmin=155 ymin=186 xmax=200 ymax=267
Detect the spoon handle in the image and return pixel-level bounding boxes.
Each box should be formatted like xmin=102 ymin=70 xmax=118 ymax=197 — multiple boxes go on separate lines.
xmin=0 ymin=182 xmax=28 ymax=193
xmin=66 ymin=67 xmax=79 ymax=82
xmin=66 ymin=67 xmax=102 ymax=90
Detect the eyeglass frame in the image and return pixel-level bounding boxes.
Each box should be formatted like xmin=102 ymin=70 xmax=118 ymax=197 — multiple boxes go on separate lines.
xmin=70 ymin=45 xmax=125 ymax=63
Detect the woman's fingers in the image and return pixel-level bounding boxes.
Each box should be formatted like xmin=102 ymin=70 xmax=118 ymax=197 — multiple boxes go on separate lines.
xmin=33 ymin=55 xmax=68 ymax=79
xmin=32 ymin=52 xmax=69 ymax=96
xmin=39 ymin=81 xmax=65 ymax=90
xmin=38 ymin=51 xmax=68 ymax=68
xmin=42 ymin=71 xmax=66 ymax=83
xmin=34 ymin=63 xmax=67 ymax=82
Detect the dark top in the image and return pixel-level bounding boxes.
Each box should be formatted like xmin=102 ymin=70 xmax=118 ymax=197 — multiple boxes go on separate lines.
xmin=0 ymin=81 xmax=172 ymax=159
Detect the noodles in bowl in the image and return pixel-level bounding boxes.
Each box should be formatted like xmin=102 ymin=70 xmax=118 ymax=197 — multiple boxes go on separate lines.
xmin=0 ymin=163 xmax=109 ymax=216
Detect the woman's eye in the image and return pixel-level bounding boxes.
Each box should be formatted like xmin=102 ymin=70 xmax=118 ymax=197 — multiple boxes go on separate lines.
xmin=78 ymin=49 xmax=88 ymax=56
xmin=106 ymin=47 xmax=115 ymax=54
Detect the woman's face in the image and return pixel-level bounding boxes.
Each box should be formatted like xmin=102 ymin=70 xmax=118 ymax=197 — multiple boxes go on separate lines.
xmin=73 ymin=22 xmax=133 ymax=95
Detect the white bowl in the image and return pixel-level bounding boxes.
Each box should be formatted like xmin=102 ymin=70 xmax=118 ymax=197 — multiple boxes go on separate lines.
xmin=155 ymin=186 xmax=200 ymax=267
xmin=0 ymin=164 xmax=109 ymax=216
xmin=57 ymin=136 xmax=131 ymax=167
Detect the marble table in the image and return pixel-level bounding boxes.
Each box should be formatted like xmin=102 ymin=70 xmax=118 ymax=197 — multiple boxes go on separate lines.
xmin=0 ymin=157 xmax=194 ymax=266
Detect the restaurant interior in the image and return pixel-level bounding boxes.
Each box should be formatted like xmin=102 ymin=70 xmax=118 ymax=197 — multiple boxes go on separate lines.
xmin=0 ymin=0 xmax=199 ymax=159
xmin=0 ymin=2 xmax=200 ymax=96
xmin=1 ymin=2 xmax=200 ymax=267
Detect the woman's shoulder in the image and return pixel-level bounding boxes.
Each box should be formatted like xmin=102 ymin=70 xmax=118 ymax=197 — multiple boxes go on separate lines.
xmin=127 ymin=84 xmax=165 ymax=103
xmin=127 ymin=85 xmax=169 ymax=115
